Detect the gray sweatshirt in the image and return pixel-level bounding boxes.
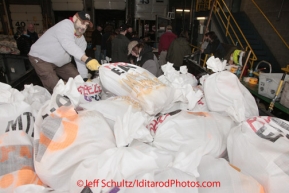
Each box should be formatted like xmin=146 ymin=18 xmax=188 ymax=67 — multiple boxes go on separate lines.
xmin=29 ymin=19 xmax=88 ymax=78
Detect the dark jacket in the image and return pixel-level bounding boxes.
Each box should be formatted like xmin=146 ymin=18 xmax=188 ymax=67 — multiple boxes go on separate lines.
xmin=111 ymin=34 xmax=130 ymax=63
xmin=101 ymin=32 xmax=111 ymax=50
xmin=27 ymin=31 xmax=38 ymax=44
xmin=91 ymin=29 xmax=102 ymax=48
xmin=126 ymin=32 xmax=132 ymax=41
xmin=106 ymin=39 xmax=113 ymax=58
xmin=203 ymin=38 xmax=225 ymax=59
xmin=16 ymin=35 xmax=32 ymax=55
xmin=167 ymin=37 xmax=192 ymax=67
xmin=137 ymin=44 xmax=154 ymax=67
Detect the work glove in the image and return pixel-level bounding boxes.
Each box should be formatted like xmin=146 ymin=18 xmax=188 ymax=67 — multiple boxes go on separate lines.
xmin=85 ymin=57 xmax=100 ymax=71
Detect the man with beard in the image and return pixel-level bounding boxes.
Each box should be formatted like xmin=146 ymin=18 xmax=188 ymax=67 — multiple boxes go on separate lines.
xmin=28 ymin=11 xmax=100 ymax=93
xmin=27 ymin=23 xmax=39 ymax=44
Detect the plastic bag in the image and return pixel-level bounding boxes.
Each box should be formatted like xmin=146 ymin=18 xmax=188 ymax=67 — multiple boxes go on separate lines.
xmin=121 ymin=167 xmax=198 ymax=193
xmin=227 ymin=116 xmax=289 ymax=193
xmin=21 ymin=84 xmax=51 ymax=117
xmin=149 ymin=110 xmax=236 ymax=177
xmin=204 ymin=71 xmax=258 ymax=122
xmin=197 ymin=155 xmax=264 ymax=193
xmin=159 ymin=63 xmax=201 ymax=111
xmin=0 ymin=83 xmax=42 ymax=192
xmin=80 ymin=96 xmax=145 ymax=130
xmin=99 ymin=63 xmax=174 ymax=115
xmin=34 ymin=105 xmax=116 ymax=191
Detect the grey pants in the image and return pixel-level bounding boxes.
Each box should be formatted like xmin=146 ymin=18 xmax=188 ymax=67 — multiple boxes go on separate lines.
xmin=29 ymin=55 xmax=79 ymax=93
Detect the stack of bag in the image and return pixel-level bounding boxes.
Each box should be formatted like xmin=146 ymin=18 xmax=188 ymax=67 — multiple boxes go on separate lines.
xmin=1 ymin=59 xmax=288 ymax=193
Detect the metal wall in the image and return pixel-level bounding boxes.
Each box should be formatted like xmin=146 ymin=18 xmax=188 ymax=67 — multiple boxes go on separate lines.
xmin=10 ymin=4 xmax=43 ymax=33
xmin=51 ymin=0 xmax=83 ymax=11
xmin=135 ymin=0 xmax=168 ymax=20
xmin=94 ymin=0 xmax=126 ymax=10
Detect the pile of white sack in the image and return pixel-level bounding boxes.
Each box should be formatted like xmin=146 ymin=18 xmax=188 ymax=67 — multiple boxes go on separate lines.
xmin=1 ymin=61 xmax=288 ymax=193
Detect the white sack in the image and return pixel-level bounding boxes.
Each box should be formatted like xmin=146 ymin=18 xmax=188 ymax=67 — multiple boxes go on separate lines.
xmin=149 ymin=111 xmax=234 ymax=153
xmin=99 ymin=62 xmax=157 ymax=96
xmin=159 ymin=63 xmax=201 ymax=111
xmin=159 ymin=92 xmax=209 ymax=114
xmin=34 ymin=105 xmax=116 ymax=191
xmin=129 ymin=140 xmax=175 ymax=168
xmin=114 ymin=106 xmax=153 ymax=146
xmin=70 ymin=104 xmax=167 ymax=193
xmin=75 ymin=76 xmax=102 ymax=103
xmin=121 ymin=167 xmax=198 ymax=193
xmin=204 ymin=71 xmax=258 ymax=122
xmin=161 ymin=63 xmax=198 ymax=87
xmin=191 ymin=86 xmax=209 ymax=112
xmin=0 ymin=83 xmax=42 ymax=192
xmin=227 ymin=116 xmax=289 ymax=193
xmin=14 ymin=185 xmax=65 ymax=193
xmin=148 ymin=110 xmax=236 ymax=176
xmin=69 ymin=147 xmax=159 ymax=193
xmin=197 ymin=155 xmax=264 ymax=193
xmin=34 ymin=75 xmax=103 ymax=141
xmin=206 ymin=56 xmax=227 ymax=72
xmin=21 ymin=84 xmax=51 ymax=117
xmin=80 ymin=96 xmax=145 ymax=130
xmin=99 ymin=63 xmax=174 ymax=115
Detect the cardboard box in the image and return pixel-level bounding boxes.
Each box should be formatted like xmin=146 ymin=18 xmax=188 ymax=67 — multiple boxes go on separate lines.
xmin=258 ymin=73 xmax=289 ymax=99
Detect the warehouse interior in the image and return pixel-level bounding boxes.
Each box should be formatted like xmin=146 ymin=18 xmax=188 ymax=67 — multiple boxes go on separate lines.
xmin=0 ymin=1 xmax=289 ymax=192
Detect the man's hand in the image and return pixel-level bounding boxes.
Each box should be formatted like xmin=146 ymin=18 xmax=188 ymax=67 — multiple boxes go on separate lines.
xmin=85 ymin=57 xmax=100 ymax=71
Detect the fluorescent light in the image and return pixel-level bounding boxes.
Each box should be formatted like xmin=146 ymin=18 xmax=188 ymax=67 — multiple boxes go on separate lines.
xmin=196 ymin=17 xmax=207 ymax=20
xmin=184 ymin=9 xmax=190 ymax=12
xmin=176 ymin=9 xmax=183 ymax=12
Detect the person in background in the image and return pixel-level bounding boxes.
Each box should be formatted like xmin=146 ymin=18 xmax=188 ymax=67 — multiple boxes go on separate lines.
xmin=193 ymin=31 xmax=225 ymax=64
xmin=111 ymin=24 xmax=130 ymax=63
xmin=101 ymin=24 xmax=114 ymax=61
xmin=14 ymin=26 xmax=32 ymax=56
xmin=28 ymin=11 xmax=100 ymax=93
xmin=106 ymin=32 xmax=117 ymax=60
xmin=92 ymin=24 xmax=103 ymax=63
xmin=27 ymin=23 xmax=38 ymax=44
xmin=158 ymin=25 xmax=177 ymax=66
xmin=127 ymin=41 xmax=162 ymax=77
xmin=114 ymin=27 xmax=120 ymax=35
xmin=131 ymin=31 xmax=140 ymax=42
xmin=201 ymin=31 xmax=225 ymax=59
xmin=167 ymin=30 xmax=192 ymax=70
xmin=125 ymin=25 xmax=133 ymax=40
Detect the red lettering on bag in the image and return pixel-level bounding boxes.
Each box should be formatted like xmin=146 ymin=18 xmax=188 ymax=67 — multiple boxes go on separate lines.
xmin=247 ymin=117 xmax=272 ymax=132
xmin=78 ymin=84 xmax=102 ymax=96
xmin=149 ymin=114 xmax=170 ymax=133
xmin=247 ymin=117 xmax=258 ymax=132
xmin=197 ymin=99 xmax=204 ymax=105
